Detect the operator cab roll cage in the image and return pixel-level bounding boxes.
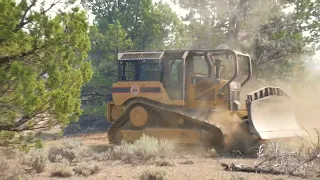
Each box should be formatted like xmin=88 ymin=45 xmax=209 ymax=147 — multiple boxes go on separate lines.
xmin=175 ymin=49 xmax=252 ymax=110
xmin=155 ymin=49 xmax=252 ymax=109
xmin=180 ymin=49 xmax=252 ymax=89
xmin=116 ymin=49 xmax=252 ymax=109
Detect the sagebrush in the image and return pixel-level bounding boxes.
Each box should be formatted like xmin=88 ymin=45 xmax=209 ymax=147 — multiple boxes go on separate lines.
xmin=51 ymin=165 xmax=73 ymax=177
xmin=73 ymin=162 xmax=100 ymax=176
xmin=106 ymin=134 xmax=174 ymax=164
xmin=48 ymin=139 xmax=94 ymax=164
xmin=20 ymin=150 xmax=47 ymax=173
xmin=139 ymin=169 xmax=168 ymax=180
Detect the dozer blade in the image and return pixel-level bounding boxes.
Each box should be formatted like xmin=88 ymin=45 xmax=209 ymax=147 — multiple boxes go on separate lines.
xmin=246 ymin=87 xmax=305 ymax=139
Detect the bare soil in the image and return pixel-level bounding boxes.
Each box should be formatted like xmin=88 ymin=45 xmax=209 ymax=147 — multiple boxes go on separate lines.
xmin=15 ymin=133 xmax=305 ymax=180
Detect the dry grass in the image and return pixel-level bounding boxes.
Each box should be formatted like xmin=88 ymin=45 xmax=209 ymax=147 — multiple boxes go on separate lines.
xmin=180 ymin=160 xmax=194 ymax=165
xmin=203 ymin=148 xmax=219 ymax=158
xmin=73 ymin=162 xmax=101 ymax=176
xmin=154 ymin=159 xmax=176 ymax=167
xmin=252 ymin=130 xmax=320 ymax=177
xmin=46 ymin=134 xmax=175 ymax=165
xmin=20 ymin=150 xmax=47 ymax=173
xmin=47 ymin=139 xmax=94 ymax=164
xmin=48 ymin=146 xmax=76 ymax=164
xmin=43 ymin=134 xmax=176 ymax=177
xmin=228 ymin=176 xmax=246 ymax=180
xmin=139 ymin=169 xmax=168 ymax=180
xmin=106 ymin=134 xmax=174 ymax=164
xmin=50 ymin=164 xmax=73 ymax=177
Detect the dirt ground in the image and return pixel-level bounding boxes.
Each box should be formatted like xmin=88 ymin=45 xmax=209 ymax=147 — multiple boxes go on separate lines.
xmin=10 ymin=133 xmax=307 ymax=180
xmin=12 ymin=100 xmax=320 ymax=180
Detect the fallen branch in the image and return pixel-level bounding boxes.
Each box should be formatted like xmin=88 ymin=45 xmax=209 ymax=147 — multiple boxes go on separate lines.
xmin=220 ymin=162 xmax=304 ymax=177
xmin=220 ymin=129 xmax=320 ymax=178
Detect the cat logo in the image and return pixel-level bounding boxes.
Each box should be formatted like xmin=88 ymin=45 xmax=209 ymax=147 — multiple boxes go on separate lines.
xmin=130 ymin=85 xmax=140 ymax=95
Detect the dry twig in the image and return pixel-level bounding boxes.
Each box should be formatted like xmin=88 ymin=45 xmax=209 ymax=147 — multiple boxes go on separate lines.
xmin=220 ymin=129 xmax=320 ymax=178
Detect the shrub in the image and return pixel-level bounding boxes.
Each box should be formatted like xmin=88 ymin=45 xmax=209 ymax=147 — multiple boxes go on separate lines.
xmin=47 ymin=135 xmax=175 ymax=165
xmin=62 ymin=139 xmax=83 ymax=149
xmin=139 ymin=169 xmax=168 ymax=180
xmin=203 ymin=148 xmax=219 ymax=158
xmin=73 ymin=162 xmax=100 ymax=176
xmin=90 ymin=151 xmax=110 ymax=162
xmin=155 ymin=159 xmax=176 ymax=167
xmin=21 ymin=150 xmax=47 ymax=173
xmin=47 ymin=139 xmax=93 ymax=164
xmin=51 ymin=165 xmax=73 ymax=177
xmin=47 ymin=146 xmax=76 ymax=164
xmin=48 ymin=146 xmax=64 ymax=162
xmin=107 ymin=134 xmax=174 ymax=164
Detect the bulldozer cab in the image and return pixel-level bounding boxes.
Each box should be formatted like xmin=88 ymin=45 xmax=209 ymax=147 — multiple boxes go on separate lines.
xmin=161 ymin=49 xmax=252 ymax=111
xmin=115 ymin=49 xmax=252 ymax=111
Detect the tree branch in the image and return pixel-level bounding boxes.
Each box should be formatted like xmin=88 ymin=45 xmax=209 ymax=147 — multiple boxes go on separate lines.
xmin=221 ymin=162 xmax=304 ymax=177
xmin=0 ymin=98 xmax=52 ymax=132
xmin=14 ymin=0 xmax=62 ymax=32
xmin=14 ymin=0 xmax=37 ymax=32
xmin=0 ymin=47 xmax=39 ymax=65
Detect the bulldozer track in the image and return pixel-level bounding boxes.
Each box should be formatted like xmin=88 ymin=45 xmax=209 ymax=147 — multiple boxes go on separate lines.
xmin=108 ymin=97 xmax=225 ymax=148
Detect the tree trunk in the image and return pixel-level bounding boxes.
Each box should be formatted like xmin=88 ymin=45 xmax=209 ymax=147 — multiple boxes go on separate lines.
xmin=227 ymin=0 xmax=247 ymax=49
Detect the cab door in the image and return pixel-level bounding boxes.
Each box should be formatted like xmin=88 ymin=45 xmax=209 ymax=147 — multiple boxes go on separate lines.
xmin=186 ymin=55 xmax=218 ymax=109
xmin=163 ymin=59 xmax=184 ymax=100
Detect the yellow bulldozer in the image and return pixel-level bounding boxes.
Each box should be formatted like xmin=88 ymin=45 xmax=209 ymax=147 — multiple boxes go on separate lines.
xmin=106 ymin=49 xmax=303 ymax=153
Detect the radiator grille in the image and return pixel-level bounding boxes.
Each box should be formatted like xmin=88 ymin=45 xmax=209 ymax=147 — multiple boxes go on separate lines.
xmin=119 ymin=52 xmax=164 ymax=60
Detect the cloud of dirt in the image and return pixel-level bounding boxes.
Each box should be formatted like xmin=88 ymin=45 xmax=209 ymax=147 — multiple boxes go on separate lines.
xmin=207 ymin=110 xmax=257 ymax=154
xmin=290 ymin=83 xmax=320 ymax=131
xmin=209 ymin=76 xmax=320 ymax=154
xmin=204 ymin=54 xmax=320 ymax=153
xmin=241 ymin=68 xmax=320 ymax=138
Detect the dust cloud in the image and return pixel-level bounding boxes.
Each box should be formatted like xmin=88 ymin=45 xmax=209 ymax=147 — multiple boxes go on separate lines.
xmin=207 ymin=109 xmax=258 ymax=154
xmin=291 ymin=85 xmax=320 ymax=132
xmin=205 ymin=67 xmax=320 ymax=153
xmin=241 ymin=74 xmax=320 ymax=138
